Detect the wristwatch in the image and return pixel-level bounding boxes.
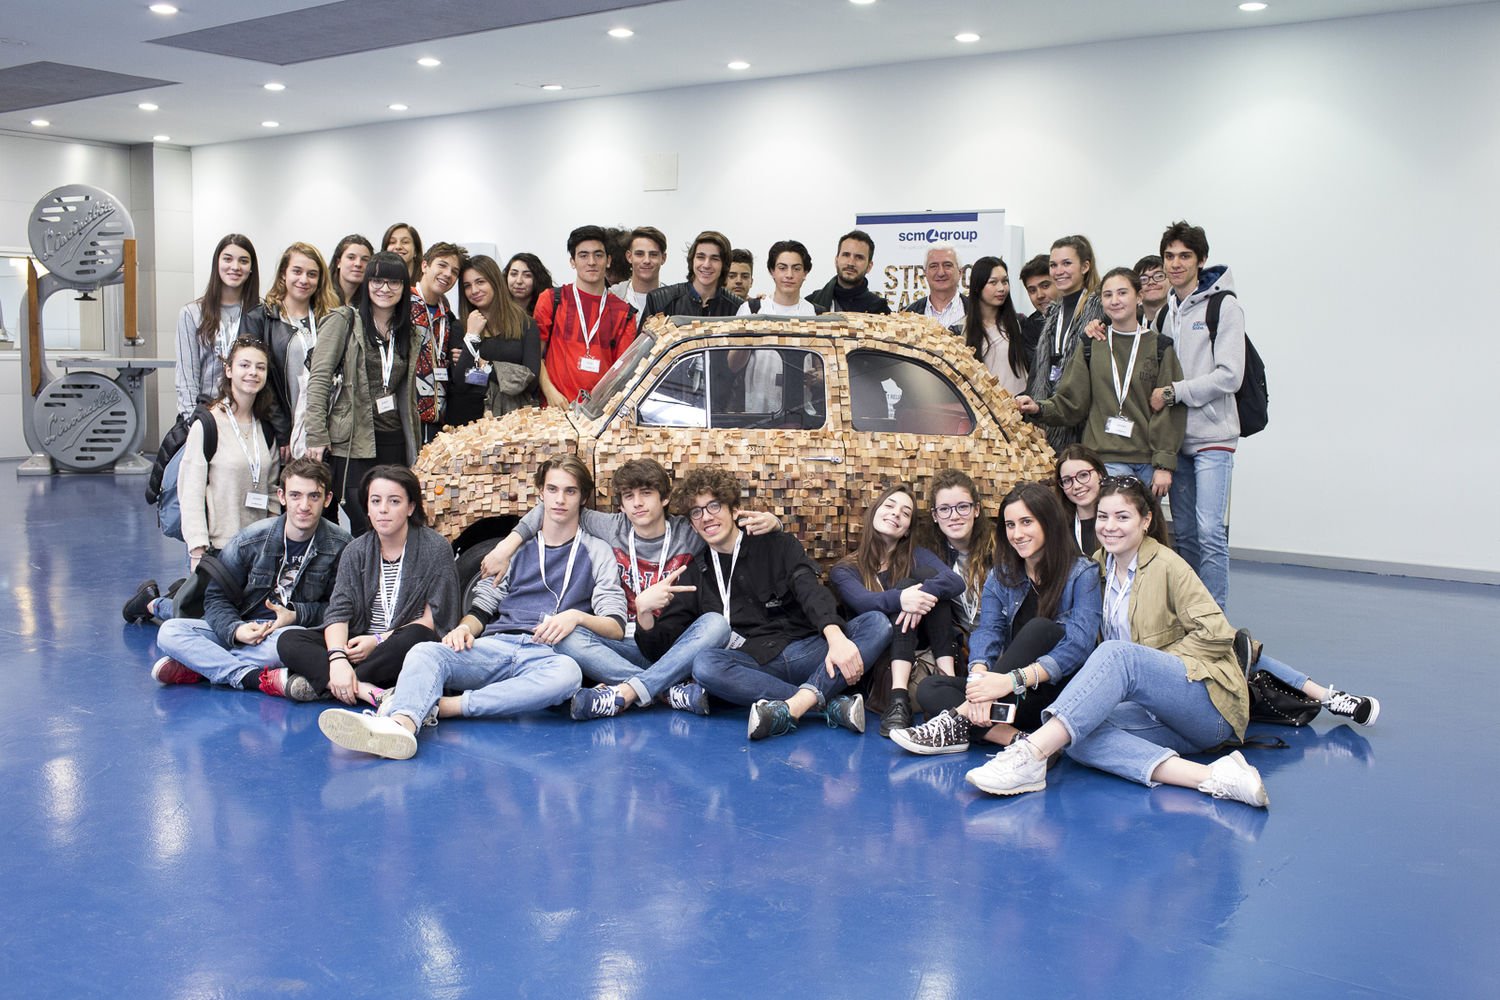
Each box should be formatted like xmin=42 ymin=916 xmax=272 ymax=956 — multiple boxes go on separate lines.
xmin=1161 ymin=385 xmax=1176 ymax=406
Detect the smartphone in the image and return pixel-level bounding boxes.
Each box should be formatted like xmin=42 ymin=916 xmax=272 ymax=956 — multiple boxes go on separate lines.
xmin=989 ymin=700 xmax=1017 ymax=724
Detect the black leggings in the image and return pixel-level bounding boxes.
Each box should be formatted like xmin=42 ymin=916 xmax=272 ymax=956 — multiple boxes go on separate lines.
xmin=330 ymin=431 xmax=405 ymax=537
xmin=277 ymin=622 xmax=439 ymax=695
xmin=917 ymin=618 xmax=1066 ymax=736
xmin=890 ymin=597 xmax=957 ymax=664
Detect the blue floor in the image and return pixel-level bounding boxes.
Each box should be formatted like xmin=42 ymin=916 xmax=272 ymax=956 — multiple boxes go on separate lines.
xmin=2 ymin=460 xmax=1496 ymax=999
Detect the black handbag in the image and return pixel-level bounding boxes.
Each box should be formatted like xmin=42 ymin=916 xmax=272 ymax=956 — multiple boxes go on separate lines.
xmin=1247 ymin=668 xmax=1322 ymax=726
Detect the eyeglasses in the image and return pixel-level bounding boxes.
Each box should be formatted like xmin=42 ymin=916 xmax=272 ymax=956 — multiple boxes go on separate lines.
xmin=368 ymin=278 xmax=403 ymax=291
xmin=933 ymin=502 xmax=975 ymax=519
xmin=1058 ymin=469 xmax=1096 ymax=489
xmin=1139 ymin=272 xmax=1167 ymax=286
xmin=687 ymin=500 xmax=725 ymax=521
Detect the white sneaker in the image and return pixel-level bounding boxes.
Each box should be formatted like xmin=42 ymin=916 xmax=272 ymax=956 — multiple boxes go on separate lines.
xmin=319 ymin=708 xmax=418 ymax=760
xmin=1198 ymin=750 xmax=1269 ymax=807
xmin=964 ymin=739 xmax=1048 ymax=796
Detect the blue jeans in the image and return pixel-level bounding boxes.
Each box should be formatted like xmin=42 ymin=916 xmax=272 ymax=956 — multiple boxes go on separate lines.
xmin=1043 ymin=639 xmax=1234 ymax=786
xmin=1104 ymin=461 xmax=1155 ymax=484
xmin=1254 ymin=652 xmax=1309 ymax=691
xmin=385 ymin=634 xmax=582 ymax=728
xmin=558 ymin=613 xmax=730 ymax=704
xmin=693 ymin=611 xmax=893 ymax=708
xmin=157 ymin=617 xmax=306 ymax=687
xmin=1168 ymin=448 xmax=1234 ymax=608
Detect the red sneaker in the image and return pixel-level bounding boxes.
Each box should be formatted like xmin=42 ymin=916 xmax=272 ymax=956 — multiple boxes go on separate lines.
xmin=258 ymin=667 xmax=287 ymax=697
xmin=152 ymin=656 xmax=204 ymax=685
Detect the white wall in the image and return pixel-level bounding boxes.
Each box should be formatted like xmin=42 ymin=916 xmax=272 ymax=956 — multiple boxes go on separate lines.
xmin=190 ymin=4 xmax=1500 ymax=577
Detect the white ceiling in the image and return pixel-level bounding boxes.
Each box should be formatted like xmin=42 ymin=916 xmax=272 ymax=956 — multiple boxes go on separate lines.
xmin=0 ymin=0 xmax=1486 ymax=148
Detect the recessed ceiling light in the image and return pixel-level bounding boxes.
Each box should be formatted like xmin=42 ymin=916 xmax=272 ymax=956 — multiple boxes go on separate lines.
xmin=849 ymin=0 xmax=877 ymax=5
xmin=153 ymin=134 xmax=171 ymax=142
xmin=727 ymin=60 xmax=750 ymax=71
xmin=417 ymin=57 xmax=441 ymax=67
xmin=138 ymin=102 xmax=159 ymax=111
xmin=541 ymin=83 xmax=564 ymax=91
xmin=149 ymin=3 xmax=179 ymax=13
xmin=954 ymin=32 xmax=980 ymax=43
xmin=263 ymin=82 xmax=285 ymax=92
xmin=608 ymin=27 xmax=634 ymax=39
xmin=1239 ymin=2 xmax=1268 ymax=10
xmin=388 ymin=103 xmax=408 ymax=111
xmin=261 ymin=120 xmax=279 ymax=128
xmin=31 ymin=118 xmax=50 ymax=127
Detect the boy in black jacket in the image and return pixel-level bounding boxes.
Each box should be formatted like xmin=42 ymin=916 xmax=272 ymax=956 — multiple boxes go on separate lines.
xmin=638 ymin=467 xmax=893 ymax=740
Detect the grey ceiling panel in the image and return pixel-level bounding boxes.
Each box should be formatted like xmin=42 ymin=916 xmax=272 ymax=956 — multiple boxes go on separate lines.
xmin=0 ymin=62 xmax=177 ymax=114
xmin=149 ymin=0 xmax=666 ymax=66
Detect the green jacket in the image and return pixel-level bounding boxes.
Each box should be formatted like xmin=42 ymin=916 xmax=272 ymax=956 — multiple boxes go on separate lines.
xmin=1037 ymin=330 xmax=1186 ymax=469
xmin=303 ymin=306 xmax=422 ymax=461
xmin=1093 ymin=536 xmax=1249 ymax=739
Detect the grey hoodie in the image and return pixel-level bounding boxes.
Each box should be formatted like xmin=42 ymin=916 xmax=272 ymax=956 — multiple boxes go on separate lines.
xmin=1166 ymin=265 xmax=1245 ymax=452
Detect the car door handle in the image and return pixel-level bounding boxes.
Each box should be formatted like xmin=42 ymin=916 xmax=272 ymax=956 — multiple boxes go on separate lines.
xmin=806 ymin=455 xmax=843 ymax=464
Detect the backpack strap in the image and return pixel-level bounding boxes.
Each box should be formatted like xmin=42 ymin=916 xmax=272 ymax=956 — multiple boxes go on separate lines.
xmin=191 ymin=404 xmax=220 ymax=462
xmin=1205 ymin=290 xmax=1237 ymax=349
xmin=195 ymin=552 xmax=246 ymax=609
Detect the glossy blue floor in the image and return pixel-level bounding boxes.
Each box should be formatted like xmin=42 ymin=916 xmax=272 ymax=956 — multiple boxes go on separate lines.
xmin=3 ymin=460 xmax=1495 ymax=999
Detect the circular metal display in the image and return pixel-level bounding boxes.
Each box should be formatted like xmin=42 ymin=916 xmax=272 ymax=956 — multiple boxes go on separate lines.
xmin=32 ymin=371 xmax=138 ymax=471
xmin=27 ymin=184 xmax=135 ymax=288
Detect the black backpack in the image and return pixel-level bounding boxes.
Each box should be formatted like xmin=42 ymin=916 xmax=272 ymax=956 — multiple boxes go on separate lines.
xmin=144 ymin=404 xmax=221 ymax=506
xmin=1205 ymin=291 xmax=1269 ymax=437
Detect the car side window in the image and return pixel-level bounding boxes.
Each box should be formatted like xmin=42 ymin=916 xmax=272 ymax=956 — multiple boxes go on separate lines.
xmin=638 ymin=353 xmax=707 ymax=428
xmin=707 ymin=348 xmax=825 ymax=430
xmin=847 ymin=349 xmax=976 ymax=435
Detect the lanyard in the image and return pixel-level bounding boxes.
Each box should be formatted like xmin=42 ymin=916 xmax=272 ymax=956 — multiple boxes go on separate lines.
xmin=425 ymin=302 xmax=447 ymax=354
xmin=1107 ymin=328 xmax=1144 ymax=415
xmin=292 ymin=310 xmax=318 ymax=356
xmin=709 ymin=532 xmax=743 ymax=629
xmin=378 ymin=547 xmax=405 ymax=630
xmin=464 ymin=332 xmax=484 ymax=364
xmin=1074 ymin=513 xmax=1083 ymax=551
xmin=224 ymin=403 xmax=264 ymax=487
xmin=1103 ymin=554 xmax=1133 ymax=636
xmin=626 ymin=522 xmax=671 ymax=597
xmin=538 ymin=534 xmax=582 ymax=614
xmin=570 ymin=284 xmax=605 ymax=357
xmin=377 ymin=333 xmax=395 ymax=391
xmin=1053 ymin=290 xmax=1088 ymax=357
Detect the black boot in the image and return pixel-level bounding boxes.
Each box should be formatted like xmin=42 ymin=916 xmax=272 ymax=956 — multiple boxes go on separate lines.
xmin=879 ymin=689 xmax=912 ymax=737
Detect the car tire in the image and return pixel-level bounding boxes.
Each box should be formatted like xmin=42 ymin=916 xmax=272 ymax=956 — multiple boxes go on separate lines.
xmin=455 ymin=537 xmax=502 ymax=610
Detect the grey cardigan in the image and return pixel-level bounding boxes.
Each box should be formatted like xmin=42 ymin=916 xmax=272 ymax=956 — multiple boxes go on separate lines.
xmin=324 ymin=524 xmax=460 ymax=636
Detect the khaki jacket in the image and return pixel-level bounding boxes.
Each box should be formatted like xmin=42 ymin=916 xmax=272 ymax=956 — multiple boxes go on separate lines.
xmin=1093 ymin=536 xmax=1249 ymax=739
xmin=303 ymin=307 xmax=421 ymax=461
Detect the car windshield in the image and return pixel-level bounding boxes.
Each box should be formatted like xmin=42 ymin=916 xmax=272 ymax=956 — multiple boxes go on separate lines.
xmin=576 ymin=332 xmax=656 ymax=420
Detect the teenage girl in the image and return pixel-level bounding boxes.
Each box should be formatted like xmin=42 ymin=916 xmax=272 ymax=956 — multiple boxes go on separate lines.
xmin=1053 ymin=443 xmax=1108 ymax=555
xmin=1024 ymin=234 xmax=1104 ymax=452
xmin=176 ymin=234 xmax=259 ymax=417
xmin=382 ymin=223 xmax=424 ymax=282
xmin=455 ymin=254 xmax=541 ymax=422
xmin=953 ymin=256 xmax=1029 ymax=398
xmin=329 ymin=234 xmax=374 ymax=305
xmin=504 ymin=252 xmax=554 ymax=317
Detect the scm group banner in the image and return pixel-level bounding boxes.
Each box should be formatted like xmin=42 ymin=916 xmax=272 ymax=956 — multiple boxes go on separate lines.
xmin=855 ymin=210 xmax=1026 ymax=313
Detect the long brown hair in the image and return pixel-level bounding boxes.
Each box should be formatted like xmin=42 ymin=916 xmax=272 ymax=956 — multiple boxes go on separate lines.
xmin=839 ymin=482 xmax=918 ymax=590
xmin=197 ymin=234 xmax=259 ymax=348
xmin=381 ymin=222 xmax=424 ymax=282
xmin=921 ymin=469 xmax=996 ymax=603
xmin=262 ymin=242 xmax=339 ymax=320
xmin=1052 ymin=443 xmax=1107 ymax=516
xmin=459 ymin=255 xmax=529 ymax=341
xmin=995 ymin=482 xmax=1079 ymax=619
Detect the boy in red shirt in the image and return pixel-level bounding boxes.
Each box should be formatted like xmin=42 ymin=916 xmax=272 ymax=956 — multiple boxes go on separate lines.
xmin=533 ymin=225 xmax=636 ymax=407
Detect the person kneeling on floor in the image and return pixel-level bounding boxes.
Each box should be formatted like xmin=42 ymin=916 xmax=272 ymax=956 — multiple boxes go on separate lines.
xmin=319 ymin=454 xmax=626 ymax=759
xmin=152 ymin=458 xmax=351 ymax=692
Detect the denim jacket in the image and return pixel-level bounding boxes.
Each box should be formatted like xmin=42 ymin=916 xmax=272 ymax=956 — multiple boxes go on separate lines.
xmin=203 ymin=515 xmax=352 ymax=646
xmin=967 ymin=556 xmax=1101 ymax=682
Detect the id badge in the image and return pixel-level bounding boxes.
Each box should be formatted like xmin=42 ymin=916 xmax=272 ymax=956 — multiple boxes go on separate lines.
xmin=376 ymin=394 xmax=397 ymax=414
xmin=465 ymin=367 xmax=490 ymax=386
xmin=1104 ymin=415 xmax=1135 ymax=437
xmin=1049 ymin=364 xmax=1063 ymax=383
xmin=727 ymin=630 xmax=747 ymax=650
xmin=245 ymin=491 xmax=270 ymax=510
xmin=624 ymin=621 xmax=637 ymax=639
xmin=434 ymin=367 xmax=449 ymax=382
xmin=578 ymin=356 xmax=601 ymax=374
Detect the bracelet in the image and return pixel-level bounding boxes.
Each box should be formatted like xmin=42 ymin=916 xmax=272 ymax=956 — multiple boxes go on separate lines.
xmin=1010 ymin=668 xmax=1028 ymax=699
xmin=328 ymin=650 xmax=349 ymax=662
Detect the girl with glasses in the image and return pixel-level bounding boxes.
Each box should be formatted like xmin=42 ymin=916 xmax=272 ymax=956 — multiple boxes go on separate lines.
xmin=1053 ymin=443 xmax=1109 ymax=555
xmin=830 ymin=483 xmax=964 ymax=736
xmin=894 ymin=483 xmax=1100 ymax=755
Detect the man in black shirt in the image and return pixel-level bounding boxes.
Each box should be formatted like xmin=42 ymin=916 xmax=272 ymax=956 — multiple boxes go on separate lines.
xmin=806 ymin=229 xmax=893 ymax=315
xmin=639 ymin=467 xmax=893 ymax=740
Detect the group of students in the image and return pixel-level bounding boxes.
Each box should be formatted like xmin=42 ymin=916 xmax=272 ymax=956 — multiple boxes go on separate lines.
xmin=141 ymin=443 xmax=1379 ymax=811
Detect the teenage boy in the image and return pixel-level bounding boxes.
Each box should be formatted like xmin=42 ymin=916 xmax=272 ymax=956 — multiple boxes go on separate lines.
xmin=608 ymin=225 xmax=668 ymax=323
xmin=1135 ymin=255 xmax=1169 ymax=330
xmin=534 ymin=226 xmax=637 ymax=408
xmin=643 ymin=467 xmax=893 ymax=741
xmin=724 ymin=249 xmax=755 ymax=301
xmin=412 ymin=241 xmax=465 ymax=444
xmin=806 ymin=229 xmax=891 ymax=314
xmin=903 ymin=244 xmax=968 ymax=326
xmin=484 ymin=458 xmax=780 ymax=719
xmin=1019 ymin=254 xmax=1055 ymax=347
xmin=737 ymin=240 xmax=822 ymax=316
xmin=1153 ymin=220 xmax=1246 ymax=609
xmin=151 ymin=458 xmax=352 ymax=694
xmin=644 ymin=231 xmax=743 ymax=318
xmin=319 ymin=456 xmax=626 ymax=760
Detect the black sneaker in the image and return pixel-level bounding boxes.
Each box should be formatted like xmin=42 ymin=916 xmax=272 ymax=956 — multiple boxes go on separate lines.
xmin=890 ymin=709 xmax=971 ymax=755
xmin=748 ymin=699 xmax=796 ymax=740
xmin=879 ymin=693 xmax=912 ymax=737
xmin=824 ymin=694 xmax=866 ymax=734
xmin=122 ymin=579 xmax=160 ymax=623
xmin=1323 ymin=688 xmax=1380 ymax=726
